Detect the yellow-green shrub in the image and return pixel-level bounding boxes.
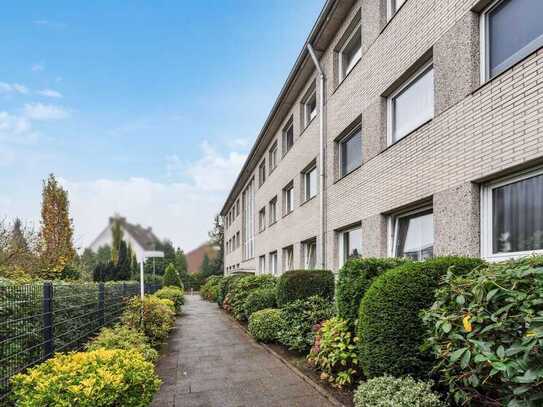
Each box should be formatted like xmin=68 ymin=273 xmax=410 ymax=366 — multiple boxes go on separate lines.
xmin=86 ymin=324 xmax=158 ymax=362
xmin=121 ymin=295 xmax=175 ymax=347
xmin=11 ymin=349 xmax=161 ymax=407
xmin=155 ymin=286 xmax=184 ymax=314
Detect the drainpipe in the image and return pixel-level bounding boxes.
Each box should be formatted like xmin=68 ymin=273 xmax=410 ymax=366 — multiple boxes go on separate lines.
xmin=307 ymin=43 xmax=326 ymax=270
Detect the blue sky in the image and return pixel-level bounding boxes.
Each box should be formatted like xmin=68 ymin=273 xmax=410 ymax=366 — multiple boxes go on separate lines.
xmin=0 ymin=0 xmax=323 ymax=250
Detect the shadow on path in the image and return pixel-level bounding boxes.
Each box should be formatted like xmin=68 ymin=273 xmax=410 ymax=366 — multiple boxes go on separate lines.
xmin=152 ymin=295 xmax=333 ymax=407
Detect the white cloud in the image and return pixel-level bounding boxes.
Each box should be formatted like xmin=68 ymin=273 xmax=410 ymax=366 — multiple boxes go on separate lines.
xmin=37 ymin=89 xmax=63 ymax=98
xmin=0 ymin=111 xmax=37 ymax=144
xmin=60 ymin=142 xmax=246 ymax=251
xmin=23 ymin=103 xmax=69 ymax=120
xmin=0 ymin=82 xmax=29 ymax=95
xmin=31 ymin=64 xmax=44 ymax=72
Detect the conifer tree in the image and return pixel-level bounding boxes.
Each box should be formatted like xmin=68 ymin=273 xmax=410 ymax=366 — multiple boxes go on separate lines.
xmin=111 ymin=219 xmax=123 ymax=264
xmin=163 ymin=263 xmax=182 ymax=287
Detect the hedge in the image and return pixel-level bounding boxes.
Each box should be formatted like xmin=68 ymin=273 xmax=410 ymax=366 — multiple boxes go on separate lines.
xmin=276 ymin=269 xmax=334 ymax=307
xmin=243 ymin=288 xmax=276 ymax=318
xmin=228 ymin=275 xmax=276 ymax=320
xmin=336 ymin=257 xmax=406 ymax=327
xmin=154 ymin=286 xmax=184 ymax=314
xmin=248 ymin=308 xmax=282 ymax=342
xmin=217 ymin=274 xmax=243 ymax=307
xmin=357 ymin=256 xmax=484 ymax=378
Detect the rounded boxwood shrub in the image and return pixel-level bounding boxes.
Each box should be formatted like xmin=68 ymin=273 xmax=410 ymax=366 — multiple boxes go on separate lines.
xmin=121 ymin=295 xmax=175 ymax=347
xmin=336 ymin=257 xmax=407 ymax=328
xmin=155 ymin=286 xmax=184 ymax=314
xmin=86 ymin=324 xmax=158 ymax=362
xmin=276 ymin=269 xmax=334 ymax=307
xmin=244 ymin=287 xmax=276 ymax=317
xmin=353 ymin=376 xmax=445 ymax=407
xmin=248 ymin=308 xmax=282 ymax=342
xmin=229 ymin=275 xmax=276 ymax=320
xmin=11 ymin=349 xmax=161 ymax=407
xmin=277 ymin=295 xmax=336 ymax=353
xmin=423 ymin=256 xmax=543 ymax=406
xmin=358 ymin=256 xmax=484 ymax=378
xmin=217 ymin=274 xmax=243 ymax=307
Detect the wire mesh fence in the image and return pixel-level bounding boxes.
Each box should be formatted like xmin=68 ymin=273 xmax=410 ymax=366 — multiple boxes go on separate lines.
xmin=0 ymin=280 xmax=160 ymax=401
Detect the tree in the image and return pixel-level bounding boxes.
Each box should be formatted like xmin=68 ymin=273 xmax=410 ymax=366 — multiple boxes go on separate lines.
xmin=199 ymin=253 xmax=214 ymax=277
xmin=116 ymin=240 xmax=132 ymax=280
xmin=174 ymin=248 xmax=187 ymax=274
xmin=111 ymin=219 xmax=123 ymax=264
xmin=163 ymin=263 xmax=182 ymax=287
xmin=10 ymin=218 xmax=28 ymax=254
xmin=208 ymin=214 xmax=224 ymax=276
xmin=39 ymin=174 xmax=76 ymax=278
xmin=96 ymin=245 xmax=112 ymax=265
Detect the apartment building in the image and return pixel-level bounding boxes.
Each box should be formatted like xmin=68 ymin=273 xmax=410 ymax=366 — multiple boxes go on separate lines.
xmin=221 ymin=0 xmax=543 ymax=275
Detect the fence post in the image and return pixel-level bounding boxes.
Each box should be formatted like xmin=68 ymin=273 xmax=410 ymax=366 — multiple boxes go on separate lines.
xmin=98 ymin=283 xmax=105 ymax=327
xmin=42 ymin=282 xmax=54 ymax=360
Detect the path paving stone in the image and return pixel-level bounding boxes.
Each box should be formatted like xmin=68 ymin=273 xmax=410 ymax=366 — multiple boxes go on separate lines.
xmin=152 ymin=295 xmax=335 ymax=407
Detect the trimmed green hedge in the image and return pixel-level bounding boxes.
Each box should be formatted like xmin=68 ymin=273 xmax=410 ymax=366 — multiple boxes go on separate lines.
xmin=336 ymin=257 xmax=406 ymax=327
xmin=229 ymin=275 xmax=276 ymax=320
xmin=357 ymin=256 xmax=484 ymax=379
xmin=276 ymin=269 xmax=334 ymax=307
xmin=248 ymin=308 xmax=282 ymax=342
xmin=217 ymin=274 xmax=243 ymax=307
xmin=244 ymin=288 xmax=276 ymax=318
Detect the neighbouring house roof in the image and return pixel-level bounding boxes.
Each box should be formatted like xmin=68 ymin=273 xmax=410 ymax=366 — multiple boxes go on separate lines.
xmin=186 ymin=242 xmax=218 ymax=274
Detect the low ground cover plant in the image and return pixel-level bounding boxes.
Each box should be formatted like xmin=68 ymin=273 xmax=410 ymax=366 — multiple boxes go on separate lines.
xmin=86 ymin=323 xmax=158 ymax=362
xmin=248 ymin=308 xmax=282 ymax=342
xmin=200 ymin=275 xmax=222 ymax=302
xmin=277 ymin=295 xmax=335 ymax=353
xmin=357 ymin=256 xmax=483 ymax=378
xmin=154 ymin=286 xmax=184 ymax=314
xmin=229 ymin=274 xmax=276 ymax=320
xmin=276 ymin=269 xmax=334 ymax=307
xmin=336 ymin=257 xmax=406 ymax=328
xmin=423 ymin=256 xmax=543 ymax=406
xmin=121 ymin=295 xmax=175 ymax=347
xmin=307 ymin=317 xmax=359 ymax=388
xmin=11 ymin=349 xmax=161 ymax=407
xmin=353 ymin=375 xmax=445 ymax=407
xmin=244 ymin=287 xmax=276 ymax=317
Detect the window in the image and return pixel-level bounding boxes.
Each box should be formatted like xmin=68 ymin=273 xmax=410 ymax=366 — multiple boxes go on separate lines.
xmin=269 ymin=142 xmax=278 ymax=174
xmin=303 ymin=239 xmax=317 ymax=269
xmin=303 ymin=89 xmax=317 ymax=128
xmin=388 ymin=0 xmax=406 ymax=19
xmin=283 ymin=183 xmax=294 ymax=215
xmin=339 ymin=25 xmax=361 ymax=81
xmin=226 ymin=240 xmax=229 ymax=254
xmin=258 ymin=207 xmax=266 ymax=232
xmin=236 ymin=231 xmax=240 ymax=249
xmin=258 ymin=160 xmax=266 ymax=187
xmin=269 ymin=197 xmax=277 ymax=224
xmin=259 ymin=255 xmax=266 ymax=274
xmin=481 ymin=0 xmax=543 ymax=81
xmin=339 ymin=226 xmax=362 ymax=267
xmin=339 ymin=127 xmax=362 ymax=177
xmin=242 ymin=179 xmax=255 ymax=260
xmin=236 ymin=200 xmax=240 ymax=217
xmin=283 ymin=246 xmax=294 ymax=272
xmin=269 ymin=251 xmax=278 ymax=275
xmin=481 ymin=168 xmax=543 ymax=260
xmin=282 ymin=120 xmax=294 ymax=155
xmin=388 ymin=62 xmax=434 ymax=144
xmin=391 ymin=207 xmax=434 ymax=261
xmin=303 ymin=165 xmax=318 ymax=201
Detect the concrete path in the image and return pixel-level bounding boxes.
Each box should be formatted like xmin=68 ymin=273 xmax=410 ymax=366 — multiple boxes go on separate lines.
xmin=152 ymin=295 xmax=335 ymax=407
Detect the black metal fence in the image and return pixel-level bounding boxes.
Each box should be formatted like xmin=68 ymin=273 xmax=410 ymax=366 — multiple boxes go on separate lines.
xmin=0 ymin=281 xmax=160 ymax=401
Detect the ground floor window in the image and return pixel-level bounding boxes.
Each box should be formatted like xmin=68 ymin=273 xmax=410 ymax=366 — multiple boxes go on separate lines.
xmin=283 ymin=245 xmax=294 ymax=272
xmin=269 ymin=251 xmax=278 ymax=275
xmin=258 ymin=255 xmax=266 ymax=274
xmin=482 ymin=168 xmax=543 ymax=260
xmin=391 ymin=207 xmax=434 ymax=261
xmin=303 ymin=239 xmax=317 ymax=269
xmin=338 ymin=226 xmax=362 ymax=267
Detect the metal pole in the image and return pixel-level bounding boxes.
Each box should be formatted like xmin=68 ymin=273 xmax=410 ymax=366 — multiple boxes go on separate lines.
xmin=140 ymin=256 xmax=145 ymax=301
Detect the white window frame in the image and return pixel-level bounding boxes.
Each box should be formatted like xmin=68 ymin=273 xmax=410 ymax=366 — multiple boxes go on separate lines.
xmin=269 ymin=142 xmax=278 ymax=174
xmin=303 ymin=239 xmax=317 ymax=270
xmin=282 ymin=120 xmax=294 ymax=155
xmin=258 ymin=207 xmax=266 ymax=233
xmin=284 ymin=183 xmax=294 ymax=215
xmin=303 ymin=89 xmax=317 ymax=128
xmin=258 ymin=255 xmax=266 ymax=274
xmin=481 ymin=166 xmax=543 ymax=261
xmin=303 ymin=165 xmax=318 ymax=202
xmin=387 ymin=0 xmax=406 ymax=20
xmin=338 ymin=225 xmax=362 ymax=267
xmin=269 ymin=197 xmax=277 ymax=224
xmin=283 ymin=246 xmax=294 ymax=272
xmin=387 ymin=205 xmax=433 ymax=258
xmin=269 ymin=251 xmax=278 ymax=275
xmin=339 ymin=126 xmax=362 ymax=178
xmin=386 ymin=60 xmax=434 ymax=146
xmin=258 ymin=160 xmax=266 ymax=187
xmin=339 ymin=24 xmax=362 ymax=82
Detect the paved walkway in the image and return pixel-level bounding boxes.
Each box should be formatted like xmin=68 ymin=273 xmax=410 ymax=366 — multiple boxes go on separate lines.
xmin=152 ymin=295 xmax=334 ymax=407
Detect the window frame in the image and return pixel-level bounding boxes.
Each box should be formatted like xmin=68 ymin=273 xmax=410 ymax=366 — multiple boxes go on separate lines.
xmin=339 ymin=126 xmax=363 ymax=179
xmin=303 ymin=88 xmax=317 ymax=129
xmin=480 ymin=0 xmax=543 ymax=83
xmin=269 ymin=196 xmax=278 ymax=225
xmin=481 ymin=166 xmax=543 ymax=261
xmin=258 ymin=207 xmax=266 ymax=233
xmin=387 ymin=0 xmax=407 ymax=21
xmin=303 ymin=164 xmax=318 ymax=202
xmin=303 ymin=238 xmax=317 ymax=270
xmin=282 ymin=119 xmax=294 ymax=156
xmin=269 ymin=251 xmax=278 ymax=276
xmin=283 ymin=245 xmax=294 ymax=272
xmin=258 ymin=255 xmax=266 ymax=274
xmin=283 ymin=183 xmax=294 ymax=215
xmin=338 ymin=225 xmax=362 ymax=267
xmin=339 ymin=24 xmax=362 ymax=82
xmin=269 ymin=141 xmax=278 ymax=174
xmin=388 ymin=205 xmax=434 ymax=259
xmin=258 ymin=159 xmax=266 ymax=187
xmin=387 ymin=60 xmax=434 ymax=146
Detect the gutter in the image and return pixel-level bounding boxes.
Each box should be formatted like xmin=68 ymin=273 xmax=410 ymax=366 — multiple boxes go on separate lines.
xmin=306 ymin=43 xmax=326 ymax=270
